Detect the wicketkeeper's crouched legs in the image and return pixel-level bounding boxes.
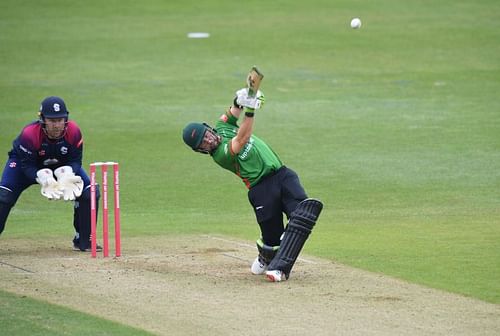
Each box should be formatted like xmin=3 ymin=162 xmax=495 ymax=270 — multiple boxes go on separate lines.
xmin=267 ymin=198 xmax=323 ymax=280
xmin=0 ymin=187 xmax=17 ymax=236
xmin=73 ymin=185 xmax=100 ymax=250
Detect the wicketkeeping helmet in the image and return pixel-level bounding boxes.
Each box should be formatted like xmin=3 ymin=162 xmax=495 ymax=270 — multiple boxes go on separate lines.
xmin=39 ymin=96 xmax=69 ymax=119
xmin=38 ymin=96 xmax=70 ymax=139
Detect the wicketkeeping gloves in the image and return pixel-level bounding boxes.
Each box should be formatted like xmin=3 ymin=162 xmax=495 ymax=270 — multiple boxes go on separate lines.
xmin=54 ymin=166 xmax=84 ymax=201
xmin=235 ymin=88 xmax=265 ymax=111
xmin=36 ymin=168 xmax=63 ymax=200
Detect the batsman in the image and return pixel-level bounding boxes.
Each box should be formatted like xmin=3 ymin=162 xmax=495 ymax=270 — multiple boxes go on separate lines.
xmin=182 ymin=68 xmax=323 ymax=282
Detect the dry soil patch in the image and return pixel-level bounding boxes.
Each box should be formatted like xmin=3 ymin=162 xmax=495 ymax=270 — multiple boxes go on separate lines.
xmin=1 ymin=235 xmax=499 ymax=336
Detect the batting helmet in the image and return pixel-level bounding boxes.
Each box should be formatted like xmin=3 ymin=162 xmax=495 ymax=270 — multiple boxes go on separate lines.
xmin=182 ymin=122 xmax=211 ymax=152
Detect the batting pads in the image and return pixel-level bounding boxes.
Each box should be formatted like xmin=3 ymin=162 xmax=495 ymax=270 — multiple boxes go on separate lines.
xmin=268 ymin=198 xmax=323 ymax=278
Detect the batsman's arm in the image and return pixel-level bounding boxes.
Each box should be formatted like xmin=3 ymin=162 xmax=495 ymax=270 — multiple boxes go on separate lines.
xmin=228 ymin=104 xmax=243 ymax=119
xmin=231 ymin=111 xmax=254 ymax=154
xmin=228 ymin=66 xmax=264 ymax=154
xmin=229 ymin=95 xmax=257 ymax=154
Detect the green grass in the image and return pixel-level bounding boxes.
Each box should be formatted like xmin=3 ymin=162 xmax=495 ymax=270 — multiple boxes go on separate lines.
xmin=0 ymin=290 xmax=154 ymax=335
xmin=1 ymin=0 xmax=499 ymax=332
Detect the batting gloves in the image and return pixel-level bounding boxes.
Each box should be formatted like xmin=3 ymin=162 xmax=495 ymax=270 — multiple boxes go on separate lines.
xmin=235 ymin=88 xmax=265 ymax=110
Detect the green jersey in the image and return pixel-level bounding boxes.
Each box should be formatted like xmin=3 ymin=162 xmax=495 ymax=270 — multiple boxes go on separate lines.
xmin=211 ymin=113 xmax=283 ymax=188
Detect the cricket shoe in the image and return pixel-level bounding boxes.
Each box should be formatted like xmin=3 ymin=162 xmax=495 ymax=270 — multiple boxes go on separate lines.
xmin=73 ymin=238 xmax=102 ymax=252
xmin=251 ymin=256 xmax=268 ymax=275
xmin=265 ymin=270 xmax=287 ymax=282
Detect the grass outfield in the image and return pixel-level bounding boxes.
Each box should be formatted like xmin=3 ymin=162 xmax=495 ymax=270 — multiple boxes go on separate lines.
xmin=1 ymin=0 xmax=499 ymax=332
xmin=0 ymin=290 xmax=154 ymax=335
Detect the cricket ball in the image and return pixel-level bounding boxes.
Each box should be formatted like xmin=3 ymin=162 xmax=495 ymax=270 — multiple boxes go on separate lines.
xmin=350 ymin=18 xmax=362 ymax=29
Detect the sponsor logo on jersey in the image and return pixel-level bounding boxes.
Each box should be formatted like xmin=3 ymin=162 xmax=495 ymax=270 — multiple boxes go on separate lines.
xmin=238 ymin=138 xmax=254 ymax=160
xmin=60 ymin=146 xmax=68 ymax=155
xmin=9 ymin=162 xmax=17 ymax=168
xmin=38 ymin=150 xmax=46 ymax=156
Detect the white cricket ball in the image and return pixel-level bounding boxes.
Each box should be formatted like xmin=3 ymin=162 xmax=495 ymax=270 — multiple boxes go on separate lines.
xmin=350 ymin=18 xmax=362 ymax=29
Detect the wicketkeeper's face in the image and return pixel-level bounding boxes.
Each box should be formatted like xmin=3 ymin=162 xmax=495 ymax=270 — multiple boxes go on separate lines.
xmin=198 ymin=129 xmax=221 ymax=153
xmin=44 ymin=117 xmax=67 ymax=139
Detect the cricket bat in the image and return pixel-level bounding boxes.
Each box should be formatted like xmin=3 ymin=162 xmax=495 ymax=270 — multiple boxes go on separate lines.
xmin=246 ymin=66 xmax=264 ymax=97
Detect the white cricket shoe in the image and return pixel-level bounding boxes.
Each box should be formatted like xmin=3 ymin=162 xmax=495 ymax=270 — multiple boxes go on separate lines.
xmin=265 ymin=270 xmax=287 ymax=282
xmin=251 ymin=256 xmax=268 ymax=275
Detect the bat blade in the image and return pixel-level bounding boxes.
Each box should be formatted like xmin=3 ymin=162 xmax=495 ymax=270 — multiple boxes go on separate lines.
xmin=247 ymin=66 xmax=264 ymax=97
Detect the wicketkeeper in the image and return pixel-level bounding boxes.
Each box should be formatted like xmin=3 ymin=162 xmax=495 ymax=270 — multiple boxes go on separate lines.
xmin=182 ymin=79 xmax=323 ymax=282
xmin=0 ymin=96 xmax=100 ymax=251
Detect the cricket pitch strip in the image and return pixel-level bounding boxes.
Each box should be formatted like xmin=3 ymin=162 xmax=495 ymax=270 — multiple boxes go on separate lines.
xmin=1 ymin=235 xmax=499 ymax=336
